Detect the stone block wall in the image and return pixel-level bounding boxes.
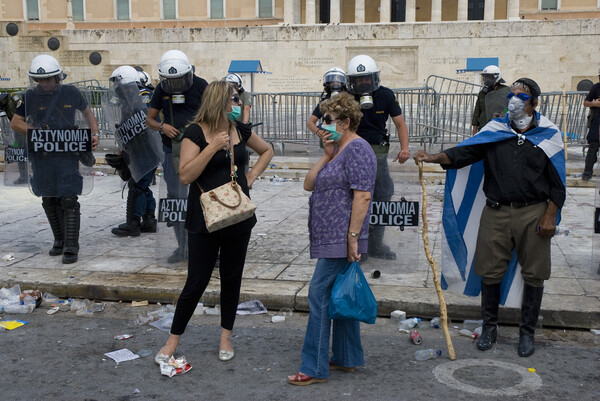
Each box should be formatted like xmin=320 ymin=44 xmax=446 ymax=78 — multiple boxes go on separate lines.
xmin=0 ymin=19 xmax=598 ymax=92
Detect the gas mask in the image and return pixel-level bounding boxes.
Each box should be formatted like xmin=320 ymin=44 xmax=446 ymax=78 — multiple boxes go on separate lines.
xmin=508 ymin=97 xmax=533 ymax=130
xmin=359 ymin=94 xmax=373 ymax=110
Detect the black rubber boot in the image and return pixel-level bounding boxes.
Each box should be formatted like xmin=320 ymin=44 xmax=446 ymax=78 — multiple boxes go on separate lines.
xmin=518 ymin=284 xmax=544 ymax=357
xmin=61 ymin=196 xmax=80 ymax=264
xmin=112 ymin=188 xmax=141 ymax=237
xmin=476 ymin=282 xmax=501 ymax=351
xmin=368 ymin=226 xmax=396 ymax=260
xmin=140 ymin=213 xmax=157 ymax=233
xmin=42 ymin=197 xmax=64 ymax=256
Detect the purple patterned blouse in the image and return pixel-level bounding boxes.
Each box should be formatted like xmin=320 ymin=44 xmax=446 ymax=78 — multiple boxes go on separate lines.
xmin=309 ymin=138 xmax=377 ymax=259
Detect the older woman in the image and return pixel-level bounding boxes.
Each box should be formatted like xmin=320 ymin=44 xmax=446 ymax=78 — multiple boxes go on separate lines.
xmin=155 ymin=81 xmax=273 ymax=365
xmin=288 ymin=92 xmax=377 ymax=385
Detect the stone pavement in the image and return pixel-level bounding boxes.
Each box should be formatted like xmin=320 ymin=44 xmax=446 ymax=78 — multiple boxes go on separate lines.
xmin=0 ymin=148 xmax=599 ymax=330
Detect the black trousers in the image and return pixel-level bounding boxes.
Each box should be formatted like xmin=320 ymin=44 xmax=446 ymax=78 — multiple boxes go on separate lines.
xmin=170 ymin=229 xmax=252 ymax=334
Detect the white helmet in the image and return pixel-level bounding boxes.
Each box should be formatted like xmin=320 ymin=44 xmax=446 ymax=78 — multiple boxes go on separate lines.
xmin=138 ymin=71 xmax=151 ymax=85
xmin=224 ymin=73 xmax=244 ymax=92
xmin=157 ymin=50 xmax=194 ymax=94
xmin=323 ymin=67 xmax=346 ymax=89
xmin=109 ymin=65 xmax=141 ymax=85
xmin=28 ymin=54 xmax=65 ymax=81
xmin=481 ymin=65 xmax=501 ymax=87
xmin=346 ymin=55 xmax=380 ymax=94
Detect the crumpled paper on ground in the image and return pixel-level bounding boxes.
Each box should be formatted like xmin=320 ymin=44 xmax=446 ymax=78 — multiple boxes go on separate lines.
xmin=160 ymin=356 xmax=192 ymax=377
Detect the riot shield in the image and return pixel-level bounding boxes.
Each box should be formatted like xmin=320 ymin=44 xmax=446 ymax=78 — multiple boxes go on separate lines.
xmin=363 ymin=142 xmax=422 ymax=278
xmin=101 ymin=82 xmax=163 ymax=182
xmin=1 ymin=112 xmax=29 ymax=186
xmin=25 ymin=83 xmax=94 ymax=197
xmin=156 ymin=152 xmax=189 ymax=267
xmin=484 ymin=86 xmax=510 ymax=122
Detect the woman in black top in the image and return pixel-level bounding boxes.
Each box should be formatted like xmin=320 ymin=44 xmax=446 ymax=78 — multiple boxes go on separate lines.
xmin=155 ymin=81 xmax=273 ymax=364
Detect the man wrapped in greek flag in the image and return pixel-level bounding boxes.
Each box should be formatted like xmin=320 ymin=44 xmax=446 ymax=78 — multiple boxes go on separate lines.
xmin=414 ymin=78 xmax=566 ymax=358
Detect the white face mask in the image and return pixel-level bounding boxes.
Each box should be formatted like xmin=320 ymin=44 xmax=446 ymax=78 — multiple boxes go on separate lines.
xmin=508 ymin=97 xmax=533 ymax=130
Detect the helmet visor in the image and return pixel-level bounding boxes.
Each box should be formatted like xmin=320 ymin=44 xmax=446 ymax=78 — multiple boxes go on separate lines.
xmin=347 ymin=72 xmax=380 ymax=94
xmin=159 ymin=71 xmax=193 ymax=94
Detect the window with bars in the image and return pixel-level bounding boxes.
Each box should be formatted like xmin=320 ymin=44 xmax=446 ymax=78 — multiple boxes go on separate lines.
xmin=540 ymin=0 xmax=558 ymax=10
xmin=210 ymin=0 xmax=224 ymax=19
xmin=391 ymin=0 xmax=406 ymax=22
xmin=26 ymin=0 xmax=39 ymax=20
xmin=163 ymin=0 xmax=176 ymax=19
xmin=72 ymin=0 xmax=84 ymax=21
xmin=468 ymin=0 xmax=485 ymax=20
xmin=116 ymin=0 xmax=130 ymax=20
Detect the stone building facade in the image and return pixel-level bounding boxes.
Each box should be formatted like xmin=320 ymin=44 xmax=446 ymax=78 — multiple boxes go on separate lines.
xmin=0 ymin=1 xmax=598 ymax=92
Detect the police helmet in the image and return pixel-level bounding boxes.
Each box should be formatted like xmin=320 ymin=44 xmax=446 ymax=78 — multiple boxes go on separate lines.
xmin=224 ymin=73 xmax=244 ymax=92
xmin=28 ymin=54 xmax=66 ymax=82
xmin=157 ymin=50 xmax=194 ymax=94
xmin=109 ymin=65 xmax=141 ymax=85
xmin=346 ymin=55 xmax=380 ymax=94
xmin=323 ymin=67 xmax=346 ymax=91
xmin=481 ymin=65 xmax=501 ymax=87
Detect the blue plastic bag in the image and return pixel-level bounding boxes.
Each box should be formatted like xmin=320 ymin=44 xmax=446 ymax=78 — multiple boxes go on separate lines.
xmin=328 ymin=261 xmax=377 ymax=324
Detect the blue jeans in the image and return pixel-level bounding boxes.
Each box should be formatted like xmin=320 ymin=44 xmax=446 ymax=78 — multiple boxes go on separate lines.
xmin=299 ymin=258 xmax=364 ymax=379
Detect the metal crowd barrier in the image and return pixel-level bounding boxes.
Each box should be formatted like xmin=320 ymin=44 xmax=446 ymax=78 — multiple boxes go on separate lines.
xmin=4 ymin=76 xmax=588 ymax=154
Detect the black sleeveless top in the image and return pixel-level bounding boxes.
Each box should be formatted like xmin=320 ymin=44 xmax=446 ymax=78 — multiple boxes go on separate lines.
xmin=183 ymin=121 xmax=257 ymax=234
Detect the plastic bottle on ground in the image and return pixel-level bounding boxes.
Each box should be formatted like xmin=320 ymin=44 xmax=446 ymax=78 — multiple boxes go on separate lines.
xmin=430 ymin=317 xmax=440 ymax=328
xmin=3 ymin=303 xmax=35 ymax=314
xmin=459 ymin=329 xmax=477 ymax=339
xmin=462 ymin=319 xmax=483 ymax=331
xmin=414 ymin=349 xmax=442 ymax=361
xmin=398 ymin=317 xmax=421 ymax=331
xmin=554 ymin=227 xmax=569 ymax=237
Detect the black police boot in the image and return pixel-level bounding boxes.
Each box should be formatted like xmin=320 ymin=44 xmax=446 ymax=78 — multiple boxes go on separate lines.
xmin=42 ymin=197 xmax=64 ymax=256
xmin=140 ymin=213 xmax=157 ymax=233
xmin=112 ymin=188 xmax=141 ymax=237
xmin=518 ymin=284 xmax=544 ymax=357
xmin=61 ymin=196 xmax=80 ymax=264
xmin=167 ymin=224 xmax=187 ymax=264
xmin=583 ymin=143 xmax=598 ymax=180
xmin=476 ymin=282 xmax=501 ymax=351
xmin=368 ymin=226 xmax=396 ymax=260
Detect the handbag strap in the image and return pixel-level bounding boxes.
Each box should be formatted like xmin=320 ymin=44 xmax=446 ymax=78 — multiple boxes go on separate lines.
xmin=196 ymin=125 xmax=237 ymax=194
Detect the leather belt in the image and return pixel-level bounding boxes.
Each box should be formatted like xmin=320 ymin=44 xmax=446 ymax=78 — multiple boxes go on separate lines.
xmin=497 ymin=199 xmax=545 ymax=209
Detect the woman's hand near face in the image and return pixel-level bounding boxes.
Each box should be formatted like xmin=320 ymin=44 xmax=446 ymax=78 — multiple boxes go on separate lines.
xmin=322 ymin=133 xmax=335 ymax=159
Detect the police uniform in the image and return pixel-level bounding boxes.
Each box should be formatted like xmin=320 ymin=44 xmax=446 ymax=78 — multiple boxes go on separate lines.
xmin=583 ymin=81 xmax=600 ymax=179
xmin=1 ymin=92 xmax=28 ymax=184
xmin=472 ymin=83 xmax=510 ymax=132
xmin=355 ymin=85 xmax=402 ymax=259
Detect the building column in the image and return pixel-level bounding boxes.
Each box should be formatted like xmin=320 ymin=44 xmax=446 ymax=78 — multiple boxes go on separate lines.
xmin=355 ymin=0 xmax=365 ymax=23
xmin=284 ymin=0 xmax=301 ymax=24
xmin=330 ymin=0 xmax=341 ymax=23
xmin=66 ymin=0 xmax=75 ymax=29
xmin=431 ymin=0 xmax=442 ymax=22
xmin=406 ymin=0 xmax=416 ymax=22
xmin=306 ymin=0 xmax=317 ymax=24
xmin=457 ymin=0 xmax=468 ymax=21
xmin=507 ymin=0 xmax=520 ymax=20
xmin=484 ymin=0 xmax=495 ymax=20
xmin=380 ymin=0 xmax=391 ymax=23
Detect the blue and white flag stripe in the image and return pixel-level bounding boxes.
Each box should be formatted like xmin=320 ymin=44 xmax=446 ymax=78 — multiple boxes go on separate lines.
xmin=441 ymin=113 xmax=565 ymax=307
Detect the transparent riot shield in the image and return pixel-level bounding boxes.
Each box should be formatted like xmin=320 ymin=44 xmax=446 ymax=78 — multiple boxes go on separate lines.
xmin=25 ymin=83 xmax=94 ymax=197
xmin=156 ymin=152 xmax=189 ymax=267
xmin=363 ymin=142 xmax=422 ymax=278
xmin=485 ymin=86 xmax=510 ymax=121
xmin=593 ymin=164 xmax=600 ymax=275
xmin=1 ymin=112 xmax=29 ymax=186
xmin=101 ymin=82 xmax=163 ymax=182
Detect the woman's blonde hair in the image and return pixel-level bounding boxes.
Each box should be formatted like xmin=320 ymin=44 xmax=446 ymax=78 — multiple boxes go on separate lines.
xmin=193 ymin=80 xmax=236 ymax=133
xmin=319 ymin=92 xmax=363 ymax=132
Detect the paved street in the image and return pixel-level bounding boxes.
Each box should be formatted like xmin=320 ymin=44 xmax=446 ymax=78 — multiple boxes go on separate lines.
xmin=1 ymin=301 xmax=598 ymax=400
xmin=0 ymin=149 xmax=599 ymax=329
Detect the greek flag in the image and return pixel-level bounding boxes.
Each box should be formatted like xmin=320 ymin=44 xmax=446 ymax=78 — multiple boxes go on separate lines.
xmin=441 ymin=113 xmax=566 ymax=307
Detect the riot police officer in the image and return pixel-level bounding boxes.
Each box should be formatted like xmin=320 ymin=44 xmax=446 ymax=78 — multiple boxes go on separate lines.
xmin=307 ymin=67 xmax=347 ymax=138
xmin=224 ymin=73 xmax=251 ymax=124
xmin=146 ymin=50 xmax=208 ymax=263
xmin=472 ymin=65 xmax=510 ymax=135
xmin=106 ymin=65 xmax=163 ymax=237
xmin=10 ymin=54 xmax=99 ymax=264
xmin=346 ymin=55 xmax=410 ymax=260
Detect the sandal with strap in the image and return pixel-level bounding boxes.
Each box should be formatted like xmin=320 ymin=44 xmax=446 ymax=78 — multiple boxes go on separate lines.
xmin=287 ymin=372 xmax=327 ymax=386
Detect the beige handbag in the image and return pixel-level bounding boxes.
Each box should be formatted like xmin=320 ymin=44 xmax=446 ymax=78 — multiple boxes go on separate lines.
xmin=197 ymin=132 xmax=256 ymax=233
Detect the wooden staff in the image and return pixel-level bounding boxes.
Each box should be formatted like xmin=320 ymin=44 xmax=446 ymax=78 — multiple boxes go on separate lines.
xmin=418 ymin=162 xmax=456 ymax=361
